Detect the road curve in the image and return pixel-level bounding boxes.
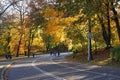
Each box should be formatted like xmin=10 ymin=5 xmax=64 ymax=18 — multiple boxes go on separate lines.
xmin=7 ymin=52 xmax=120 ymax=80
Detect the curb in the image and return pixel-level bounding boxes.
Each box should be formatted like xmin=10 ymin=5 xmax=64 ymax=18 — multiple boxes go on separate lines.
xmin=1 ymin=63 xmax=13 ymax=80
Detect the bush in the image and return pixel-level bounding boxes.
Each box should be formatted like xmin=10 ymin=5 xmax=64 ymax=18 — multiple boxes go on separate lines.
xmin=110 ymin=45 xmax=120 ymax=62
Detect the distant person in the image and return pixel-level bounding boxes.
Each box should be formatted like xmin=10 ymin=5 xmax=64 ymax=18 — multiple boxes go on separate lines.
xmin=9 ymin=54 xmax=12 ymax=59
xmin=5 ymin=54 xmax=8 ymax=60
xmin=5 ymin=53 xmax=12 ymax=60
xmin=50 ymin=50 xmax=52 ymax=56
xmin=58 ymin=51 xmax=60 ymax=56
xmin=32 ymin=52 xmax=35 ymax=58
xmin=24 ymin=51 xmax=27 ymax=56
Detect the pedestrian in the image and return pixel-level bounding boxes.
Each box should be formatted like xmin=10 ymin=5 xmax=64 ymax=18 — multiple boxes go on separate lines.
xmin=9 ymin=54 xmax=12 ymax=59
xmin=5 ymin=53 xmax=12 ymax=60
xmin=24 ymin=51 xmax=27 ymax=56
xmin=32 ymin=52 xmax=35 ymax=58
xmin=50 ymin=50 xmax=52 ymax=56
xmin=5 ymin=54 xmax=8 ymax=60
xmin=58 ymin=51 xmax=60 ymax=56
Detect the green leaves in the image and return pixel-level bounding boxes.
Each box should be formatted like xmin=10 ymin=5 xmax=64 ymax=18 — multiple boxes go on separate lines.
xmin=110 ymin=45 xmax=120 ymax=62
xmin=64 ymin=25 xmax=85 ymax=44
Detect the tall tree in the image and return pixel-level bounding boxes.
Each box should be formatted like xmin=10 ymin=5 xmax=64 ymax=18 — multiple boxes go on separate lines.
xmin=25 ymin=0 xmax=46 ymax=57
xmin=111 ymin=1 xmax=120 ymax=40
xmin=13 ymin=0 xmax=27 ymax=57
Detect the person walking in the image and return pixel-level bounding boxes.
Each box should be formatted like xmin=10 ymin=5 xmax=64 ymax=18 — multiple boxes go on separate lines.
xmin=50 ymin=50 xmax=52 ymax=56
xmin=32 ymin=52 xmax=35 ymax=58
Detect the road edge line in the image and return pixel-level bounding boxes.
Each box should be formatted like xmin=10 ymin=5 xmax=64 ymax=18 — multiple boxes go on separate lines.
xmin=1 ymin=63 xmax=13 ymax=80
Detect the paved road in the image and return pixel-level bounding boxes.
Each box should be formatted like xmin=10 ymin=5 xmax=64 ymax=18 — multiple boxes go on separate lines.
xmin=0 ymin=61 xmax=12 ymax=80
xmin=7 ymin=52 xmax=120 ymax=80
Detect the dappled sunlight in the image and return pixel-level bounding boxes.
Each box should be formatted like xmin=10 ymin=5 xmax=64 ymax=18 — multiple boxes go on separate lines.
xmin=12 ymin=60 xmax=62 ymax=69
xmin=17 ymin=74 xmax=46 ymax=80
xmin=0 ymin=62 xmax=13 ymax=68
xmin=65 ymin=75 xmax=86 ymax=80
xmin=33 ymin=61 xmax=60 ymax=66
xmin=31 ymin=61 xmax=99 ymax=80
xmin=11 ymin=61 xmax=57 ymax=68
xmin=87 ymin=65 xmax=102 ymax=69
xmin=0 ymin=64 xmax=6 ymax=68
xmin=7 ymin=54 xmax=120 ymax=80
xmin=12 ymin=63 xmax=32 ymax=68
xmin=98 ymin=58 xmax=111 ymax=65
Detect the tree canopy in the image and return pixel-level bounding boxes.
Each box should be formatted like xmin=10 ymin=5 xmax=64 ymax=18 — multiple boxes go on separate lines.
xmin=0 ymin=0 xmax=120 ymax=60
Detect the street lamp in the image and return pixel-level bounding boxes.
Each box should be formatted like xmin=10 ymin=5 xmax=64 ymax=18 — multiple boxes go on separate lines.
xmin=88 ymin=20 xmax=93 ymax=61
xmin=0 ymin=20 xmax=2 ymax=24
xmin=0 ymin=20 xmax=2 ymax=34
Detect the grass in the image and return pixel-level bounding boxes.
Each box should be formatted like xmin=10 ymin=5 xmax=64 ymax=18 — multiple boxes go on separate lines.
xmin=65 ymin=48 xmax=120 ymax=68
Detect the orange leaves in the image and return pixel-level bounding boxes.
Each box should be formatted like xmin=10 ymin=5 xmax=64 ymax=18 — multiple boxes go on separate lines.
xmin=60 ymin=17 xmax=78 ymax=26
xmin=43 ymin=8 xmax=64 ymax=18
xmin=46 ymin=18 xmax=61 ymax=32
xmin=43 ymin=8 xmax=58 ymax=18
xmin=43 ymin=8 xmax=79 ymax=43
xmin=45 ymin=10 xmax=78 ymax=33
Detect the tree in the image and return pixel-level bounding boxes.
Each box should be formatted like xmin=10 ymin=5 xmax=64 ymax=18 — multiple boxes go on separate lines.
xmin=111 ymin=1 xmax=120 ymax=40
xmin=13 ymin=0 xmax=28 ymax=57
xmin=0 ymin=0 xmax=23 ymax=16
xmin=25 ymin=0 xmax=46 ymax=57
xmin=41 ymin=34 xmax=53 ymax=52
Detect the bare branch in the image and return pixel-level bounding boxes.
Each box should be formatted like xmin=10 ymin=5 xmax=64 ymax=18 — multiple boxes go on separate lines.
xmin=0 ymin=0 xmax=23 ymax=16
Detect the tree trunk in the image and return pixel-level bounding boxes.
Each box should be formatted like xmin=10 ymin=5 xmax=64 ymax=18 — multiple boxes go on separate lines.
xmin=16 ymin=34 xmax=23 ymax=57
xmin=27 ymin=29 xmax=34 ymax=58
xmin=7 ymin=33 xmax=11 ymax=55
xmin=16 ymin=5 xmax=24 ymax=57
xmin=98 ymin=15 xmax=111 ymax=49
xmin=106 ymin=2 xmax=112 ymax=49
xmin=27 ymin=40 xmax=31 ymax=58
xmin=27 ymin=29 xmax=32 ymax=58
xmin=111 ymin=2 xmax=120 ymax=40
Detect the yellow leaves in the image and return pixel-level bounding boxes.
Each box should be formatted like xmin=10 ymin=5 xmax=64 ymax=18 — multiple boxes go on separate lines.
xmin=43 ymin=8 xmax=79 ymax=32
xmin=43 ymin=8 xmax=64 ymax=18
xmin=43 ymin=8 xmax=58 ymax=18
xmin=53 ymin=29 xmax=65 ymax=42
xmin=43 ymin=8 xmax=79 ymax=43
xmin=33 ymin=37 xmax=42 ymax=45
xmin=31 ymin=37 xmax=45 ymax=51
xmin=46 ymin=16 xmax=78 ymax=34
xmin=61 ymin=16 xmax=78 ymax=26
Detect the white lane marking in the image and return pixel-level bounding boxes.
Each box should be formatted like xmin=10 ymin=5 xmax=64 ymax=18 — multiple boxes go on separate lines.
xmin=50 ymin=56 xmax=120 ymax=79
xmin=1 ymin=63 xmax=12 ymax=80
xmin=32 ymin=57 xmax=66 ymax=80
xmin=32 ymin=53 xmax=120 ymax=80
xmin=17 ymin=74 xmax=47 ymax=80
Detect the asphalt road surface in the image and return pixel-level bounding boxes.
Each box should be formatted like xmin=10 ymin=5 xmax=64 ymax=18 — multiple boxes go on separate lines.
xmin=7 ymin=52 xmax=120 ymax=80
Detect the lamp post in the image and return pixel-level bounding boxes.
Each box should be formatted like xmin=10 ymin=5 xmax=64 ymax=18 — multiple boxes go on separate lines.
xmin=0 ymin=20 xmax=2 ymax=48
xmin=0 ymin=20 xmax=2 ymax=35
xmin=88 ymin=19 xmax=93 ymax=61
xmin=0 ymin=20 xmax=2 ymax=24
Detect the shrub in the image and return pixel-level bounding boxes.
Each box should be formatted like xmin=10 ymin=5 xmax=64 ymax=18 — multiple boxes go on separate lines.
xmin=110 ymin=45 xmax=120 ymax=62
